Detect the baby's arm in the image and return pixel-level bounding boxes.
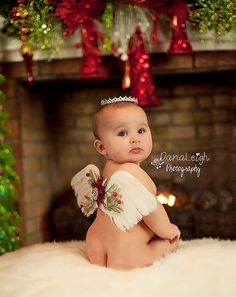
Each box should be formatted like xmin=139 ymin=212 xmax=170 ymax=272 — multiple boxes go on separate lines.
xmin=143 ymin=202 xmax=180 ymax=242
xmin=118 ymin=163 xmax=180 ymax=242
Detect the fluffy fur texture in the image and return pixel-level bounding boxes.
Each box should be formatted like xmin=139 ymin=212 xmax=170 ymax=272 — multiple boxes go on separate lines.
xmin=0 ymin=239 xmax=235 ymax=297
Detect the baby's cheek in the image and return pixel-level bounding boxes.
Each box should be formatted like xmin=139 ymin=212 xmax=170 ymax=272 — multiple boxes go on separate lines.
xmin=145 ymin=136 xmax=152 ymax=149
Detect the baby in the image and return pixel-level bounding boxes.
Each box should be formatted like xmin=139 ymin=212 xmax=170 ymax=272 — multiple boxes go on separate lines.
xmin=71 ymin=96 xmax=180 ymax=270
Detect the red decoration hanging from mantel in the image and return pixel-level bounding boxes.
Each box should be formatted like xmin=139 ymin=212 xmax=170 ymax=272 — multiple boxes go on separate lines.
xmin=129 ymin=27 xmax=160 ymax=107
xmin=21 ymin=43 xmax=34 ymax=85
xmin=53 ymin=0 xmax=107 ymax=79
xmin=10 ymin=0 xmax=34 ymax=84
xmin=125 ymin=0 xmax=192 ymax=54
xmin=167 ymin=0 xmax=192 ymax=54
xmin=77 ymin=21 xmax=108 ymax=80
xmin=53 ymin=0 xmax=106 ymax=35
xmin=168 ymin=16 xmax=192 ymax=54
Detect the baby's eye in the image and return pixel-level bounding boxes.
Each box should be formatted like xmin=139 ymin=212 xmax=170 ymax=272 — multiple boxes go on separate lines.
xmin=118 ymin=130 xmax=128 ymax=136
xmin=138 ymin=128 xmax=146 ymax=134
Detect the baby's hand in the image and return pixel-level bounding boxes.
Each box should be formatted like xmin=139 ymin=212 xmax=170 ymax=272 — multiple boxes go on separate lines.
xmin=169 ymin=224 xmax=181 ymax=244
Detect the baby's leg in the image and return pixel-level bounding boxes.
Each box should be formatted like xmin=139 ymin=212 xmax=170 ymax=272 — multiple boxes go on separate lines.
xmin=148 ymin=237 xmax=179 ymax=262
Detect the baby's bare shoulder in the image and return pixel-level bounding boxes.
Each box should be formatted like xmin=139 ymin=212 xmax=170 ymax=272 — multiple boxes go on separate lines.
xmin=116 ymin=163 xmax=156 ymax=195
xmin=117 ymin=162 xmax=142 ymax=174
xmin=117 ymin=163 xmax=149 ymax=179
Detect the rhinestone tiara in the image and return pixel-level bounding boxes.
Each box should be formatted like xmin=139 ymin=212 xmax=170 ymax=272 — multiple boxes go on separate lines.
xmin=100 ymin=96 xmax=138 ymax=107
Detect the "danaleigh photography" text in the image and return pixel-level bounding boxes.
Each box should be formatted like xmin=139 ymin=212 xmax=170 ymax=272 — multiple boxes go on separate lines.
xmin=151 ymin=152 xmax=210 ymax=178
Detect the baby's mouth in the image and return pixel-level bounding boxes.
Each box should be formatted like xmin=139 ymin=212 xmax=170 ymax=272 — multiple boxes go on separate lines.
xmin=130 ymin=147 xmax=142 ymax=154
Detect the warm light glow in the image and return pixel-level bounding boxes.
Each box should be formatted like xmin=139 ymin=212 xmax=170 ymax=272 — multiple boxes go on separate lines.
xmin=122 ymin=60 xmax=131 ymax=89
xmin=157 ymin=193 xmax=176 ymax=207
xmin=168 ymin=195 xmax=176 ymax=207
xmin=157 ymin=194 xmax=168 ymax=204
xmin=123 ymin=76 xmax=130 ymax=88
xmin=172 ymin=15 xmax=178 ymax=28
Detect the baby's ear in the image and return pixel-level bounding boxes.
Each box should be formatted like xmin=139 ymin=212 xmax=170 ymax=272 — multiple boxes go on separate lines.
xmin=94 ymin=139 xmax=107 ymax=156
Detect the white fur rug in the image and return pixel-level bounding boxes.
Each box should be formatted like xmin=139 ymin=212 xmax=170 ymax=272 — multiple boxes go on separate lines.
xmin=0 ymin=239 xmax=235 ymax=297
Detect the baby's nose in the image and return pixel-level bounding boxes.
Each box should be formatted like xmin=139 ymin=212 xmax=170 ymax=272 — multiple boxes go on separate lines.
xmin=130 ymin=136 xmax=140 ymax=143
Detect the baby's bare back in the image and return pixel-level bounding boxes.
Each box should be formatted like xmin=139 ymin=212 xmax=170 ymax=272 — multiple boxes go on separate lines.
xmin=86 ymin=210 xmax=155 ymax=269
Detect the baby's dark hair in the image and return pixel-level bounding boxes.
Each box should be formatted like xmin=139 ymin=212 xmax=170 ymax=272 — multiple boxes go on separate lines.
xmin=92 ymin=102 xmax=141 ymax=139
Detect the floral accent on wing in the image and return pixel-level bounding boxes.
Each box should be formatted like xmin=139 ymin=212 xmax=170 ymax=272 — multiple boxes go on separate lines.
xmin=79 ymin=195 xmax=97 ymax=216
xmin=79 ymin=169 xmax=123 ymax=216
xmin=103 ymin=184 xmax=123 ymax=213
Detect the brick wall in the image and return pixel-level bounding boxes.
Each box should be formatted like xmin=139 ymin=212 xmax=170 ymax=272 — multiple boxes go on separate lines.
xmin=1 ymin=51 xmax=236 ymax=245
xmin=145 ymin=86 xmax=235 ymax=189
xmin=45 ymin=83 xmax=235 ymax=189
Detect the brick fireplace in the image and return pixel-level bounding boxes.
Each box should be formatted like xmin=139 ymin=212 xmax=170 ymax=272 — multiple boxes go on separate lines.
xmin=1 ymin=51 xmax=236 ymax=245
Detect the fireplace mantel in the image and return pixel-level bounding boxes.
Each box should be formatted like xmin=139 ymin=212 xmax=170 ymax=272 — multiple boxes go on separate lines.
xmin=20 ymin=65 xmax=236 ymax=87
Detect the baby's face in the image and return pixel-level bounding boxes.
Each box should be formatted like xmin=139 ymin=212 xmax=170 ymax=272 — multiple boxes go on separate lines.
xmin=97 ymin=105 xmax=152 ymax=165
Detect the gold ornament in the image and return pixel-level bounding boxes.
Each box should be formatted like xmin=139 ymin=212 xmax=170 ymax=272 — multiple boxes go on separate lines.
xmin=17 ymin=6 xmax=28 ymax=19
xmin=20 ymin=43 xmax=34 ymax=56
xmin=20 ymin=26 xmax=30 ymax=34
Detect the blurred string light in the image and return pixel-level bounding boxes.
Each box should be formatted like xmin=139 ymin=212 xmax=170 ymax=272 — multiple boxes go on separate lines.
xmin=0 ymin=74 xmax=23 ymax=255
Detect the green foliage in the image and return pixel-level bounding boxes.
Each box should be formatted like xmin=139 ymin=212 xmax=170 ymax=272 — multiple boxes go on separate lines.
xmin=1 ymin=0 xmax=64 ymax=60
xmin=24 ymin=0 xmax=64 ymax=59
xmin=189 ymin=0 xmax=236 ymax=34
xmin=101 ymin=1 xmax=114 ymax=52
xmin=0 ymin=74 xmax=6 ymax=84
xmin=0 ymin=74 xmax=22 ymax=255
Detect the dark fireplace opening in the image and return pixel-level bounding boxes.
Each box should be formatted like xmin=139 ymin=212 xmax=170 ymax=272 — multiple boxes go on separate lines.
xmin=158 ymin=181 xmax=236 ymax=240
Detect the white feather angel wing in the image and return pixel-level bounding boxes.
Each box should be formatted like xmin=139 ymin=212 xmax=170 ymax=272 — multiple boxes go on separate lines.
xmin=100 ymin=171 xmax=158 ymax=231
xmin=71 ymin=166 xmax=158 ymax=231
xmin=71 ymin=164 xmax=100 ymax=216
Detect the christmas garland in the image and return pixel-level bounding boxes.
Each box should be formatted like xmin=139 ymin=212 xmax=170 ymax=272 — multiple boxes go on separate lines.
xmin=0 ymin=0 xmax=236 ymax=103
xmin=1 ymin=0 xmax=235 ymax=59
